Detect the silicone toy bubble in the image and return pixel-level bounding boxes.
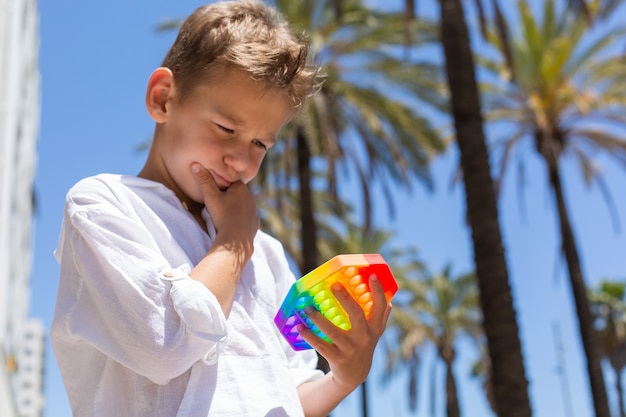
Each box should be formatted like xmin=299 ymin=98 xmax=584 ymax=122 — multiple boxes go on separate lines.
xmin=274 ymin=254 xmax=398 ymax=351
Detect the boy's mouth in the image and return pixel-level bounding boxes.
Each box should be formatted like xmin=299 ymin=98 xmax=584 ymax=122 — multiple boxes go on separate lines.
xmin=210 ymin=170 xmax=232 ymax=191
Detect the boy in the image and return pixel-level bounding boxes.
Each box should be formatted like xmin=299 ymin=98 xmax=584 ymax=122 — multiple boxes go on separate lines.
xmin=51 ymin=1 xmax=391 ymax=416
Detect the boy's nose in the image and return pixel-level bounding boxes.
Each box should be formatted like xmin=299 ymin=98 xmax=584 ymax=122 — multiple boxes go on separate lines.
xmin=223 ymin=144 xmax=251 ymax=173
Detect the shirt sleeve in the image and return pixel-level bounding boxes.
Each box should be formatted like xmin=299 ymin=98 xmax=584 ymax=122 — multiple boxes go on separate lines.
xmin=286 ymin=347 xmax=325 ymax=387
xmin=53 ymin=199 xmax=227 ymax=386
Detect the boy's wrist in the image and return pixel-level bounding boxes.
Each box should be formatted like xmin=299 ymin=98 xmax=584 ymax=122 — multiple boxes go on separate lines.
xmin=211 ymin=232 xmax=254 ymax=263
xmin=328 ymin=372 xmax=359 ymax=397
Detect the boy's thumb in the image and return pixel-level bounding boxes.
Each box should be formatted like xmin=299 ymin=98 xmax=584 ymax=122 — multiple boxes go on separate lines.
xmin=191 ymin=163 xmax=207 ymax=179
xmin=191 ymin=163 xmax=216 ymax=187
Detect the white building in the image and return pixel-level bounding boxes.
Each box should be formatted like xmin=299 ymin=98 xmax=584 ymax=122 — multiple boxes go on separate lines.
xmin=0 ymin=0 xmax=44 ymax=416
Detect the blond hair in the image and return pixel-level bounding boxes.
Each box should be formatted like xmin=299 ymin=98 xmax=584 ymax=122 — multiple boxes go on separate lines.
xmin=161 ymin=0 xmax=320 ymax=109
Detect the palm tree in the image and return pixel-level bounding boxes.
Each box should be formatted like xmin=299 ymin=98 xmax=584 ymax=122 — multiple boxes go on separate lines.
xmin=566 ymin=0 xmax=625 ymax=21
xmin=589 ymin=280 xmax=626 ymax=417
xmin=430 ymin=0 xmax=535 ymax=415
xmin=482 ymin=2 xmax=626 ymax=415
xmin=385 ymin=265 xmax=483 ymax=417
xmin=260 ymin=0 xmax=447 ymax=275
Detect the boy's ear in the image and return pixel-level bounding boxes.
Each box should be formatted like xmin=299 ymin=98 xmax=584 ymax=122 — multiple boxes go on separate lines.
xmin=146 ymin=67 xmax=175 ymax=123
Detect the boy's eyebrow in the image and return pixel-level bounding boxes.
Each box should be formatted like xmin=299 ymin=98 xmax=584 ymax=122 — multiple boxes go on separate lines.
xmin=213 ymin=106 xmax=242 ymax=127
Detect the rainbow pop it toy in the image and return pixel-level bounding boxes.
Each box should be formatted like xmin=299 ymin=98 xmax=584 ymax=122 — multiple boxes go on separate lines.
xmin=274 ymin=254 xmax=398 ymax=350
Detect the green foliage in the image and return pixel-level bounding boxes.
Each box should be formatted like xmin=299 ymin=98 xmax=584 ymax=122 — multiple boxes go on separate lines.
xmin=383 ymin=264 xmax=483 ymax=413
xmin=256 ymin=0 xmax=448 ymax=246
xmin=482 ymin=0 xmax=626 ymax=221
xmin=588 ymin=278 xmax=626 ymax=416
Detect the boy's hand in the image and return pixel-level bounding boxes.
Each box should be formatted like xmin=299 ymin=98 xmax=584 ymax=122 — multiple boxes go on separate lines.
xmin=188 ymin=163 xmax=259 ymax=315
xmin=191 ymin=163 xmax=259 ymax=255
xmin=298 ymin=275 xmax=392 ymax=393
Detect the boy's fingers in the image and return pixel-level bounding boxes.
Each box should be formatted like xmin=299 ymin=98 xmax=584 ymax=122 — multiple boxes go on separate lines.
xmin=191 ymin=163 xmax=220 ymax=199
xmin=310 ymin=276 xmax=389 ymax=336
xmin=191 ymin=162 xmax=215 ymax=184
xmin=367 ymin=275 xmax=391 ymax=331
xmin=299 ymin=275 xmax=392 ymax=351
xmin=303 ymin=307 xmax=340 ymax=341
xmin=296 ymin=314 xmax=339 ymax=359
xmin=331 ymin=283 xmax=366 ymax=329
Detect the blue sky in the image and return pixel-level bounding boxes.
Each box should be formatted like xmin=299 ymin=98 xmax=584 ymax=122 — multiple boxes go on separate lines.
xmin=32 ymin=0 xmax=626 ymax=416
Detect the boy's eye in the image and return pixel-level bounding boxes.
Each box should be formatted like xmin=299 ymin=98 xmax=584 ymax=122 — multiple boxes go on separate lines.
xmin=217 ymin=124 xmax=234 ymax=134
xmin=252 ymin=139 xmax=267 ymax=150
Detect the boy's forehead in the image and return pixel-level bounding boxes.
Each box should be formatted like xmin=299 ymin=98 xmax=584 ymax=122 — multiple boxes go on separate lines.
xmin=183 ymin=67 xmax=264 ymax=98
xmin=188 ymin=70 xmax=292 ymax=109
xmin=182 ymin=71 xmax=294 ymax=132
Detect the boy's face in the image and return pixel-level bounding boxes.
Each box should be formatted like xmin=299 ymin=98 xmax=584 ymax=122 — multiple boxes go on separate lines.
xmin=147 ymin=67 xmax=293 ymax=204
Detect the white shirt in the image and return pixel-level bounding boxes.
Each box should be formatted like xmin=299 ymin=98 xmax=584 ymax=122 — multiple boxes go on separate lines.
xmin=51 ymin=174 xmax=322 ymax=417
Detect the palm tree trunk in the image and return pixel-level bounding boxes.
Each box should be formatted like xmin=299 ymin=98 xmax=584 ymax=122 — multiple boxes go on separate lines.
xmin=296 ymin=127 xmax=319 ymax=274
xmin=438 ymin=0 xmax=532 ymax=416
xmin=547 ymin=159 xmax=611 ymax=417
xmin=614 ymin=364 xmax=624 ymax=417
xmin=441 ymin=346 xmax=460 ymax=417
xmin=296 ymin=127 xmax=331 ymax=384
xmin=361 ymin=380 xmax=369 ymax=417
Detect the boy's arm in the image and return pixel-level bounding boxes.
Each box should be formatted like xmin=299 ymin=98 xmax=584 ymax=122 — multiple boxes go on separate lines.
xmin=296 ymin=276 xmax=392 ymax=417
xmin=188 ymin=163 xmax=259 ymax=316
xmin=54 ymin=198 xmax=229 ymax=385
xmin=297 ymin=372 xmax=353 ymax=417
